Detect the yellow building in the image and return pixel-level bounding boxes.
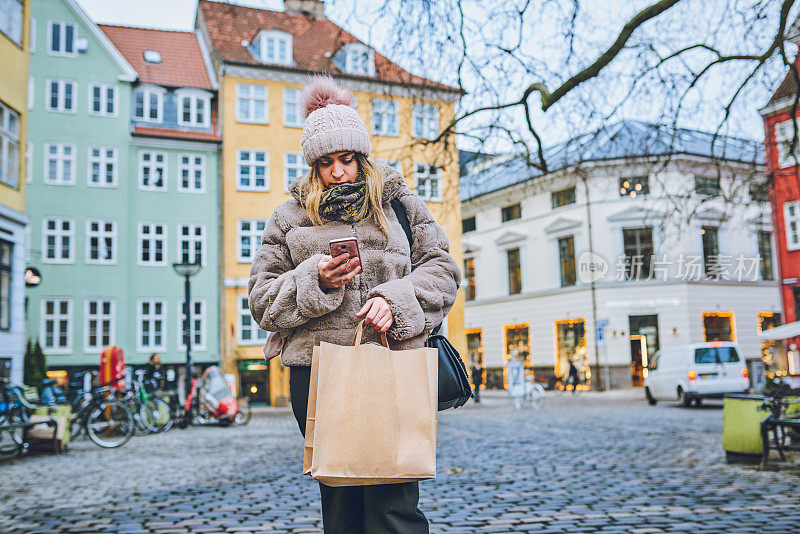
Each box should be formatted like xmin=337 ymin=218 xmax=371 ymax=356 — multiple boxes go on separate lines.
xmin=196 ymin=0 xmax=465 ymax=405
xmin=0 ymin=0 xmax=31 ymax=382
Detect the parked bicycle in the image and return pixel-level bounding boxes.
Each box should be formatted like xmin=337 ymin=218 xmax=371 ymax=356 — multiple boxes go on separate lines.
xmin=123 ymin=370 xmax=172 ymax=434
xmin=0 ymin=378 xmax=35 ymax=456
xmin=70 ymin=375 xmax=134 ymax=448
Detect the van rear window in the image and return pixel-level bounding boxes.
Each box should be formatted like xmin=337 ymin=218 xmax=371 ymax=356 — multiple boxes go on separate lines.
xmin=694 ymin=347 xmax=740 ymax=364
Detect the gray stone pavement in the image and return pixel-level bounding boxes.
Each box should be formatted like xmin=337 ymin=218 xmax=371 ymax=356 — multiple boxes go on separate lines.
xmin=1 ymin=389 xmax=799 ymax=533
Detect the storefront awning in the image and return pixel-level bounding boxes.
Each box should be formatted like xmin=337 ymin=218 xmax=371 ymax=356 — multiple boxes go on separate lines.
xmin=759 ymin=321 xmax=800 ymax=340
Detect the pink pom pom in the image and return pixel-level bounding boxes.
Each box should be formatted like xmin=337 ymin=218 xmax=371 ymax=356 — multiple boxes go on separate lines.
xmin=300 ymin=75 xmax=352 ymax=119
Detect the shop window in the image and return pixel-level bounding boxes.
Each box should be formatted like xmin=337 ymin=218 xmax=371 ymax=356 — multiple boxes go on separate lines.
xmin=504 ymin=324 xmax=530 ymax=367
xmin=758 ymin=312 xmax=783 ymax=378
xmin=555 ymin=319 xmax=588 ymax=388
xmin=702 ymin=311 xmax=735 ymax=342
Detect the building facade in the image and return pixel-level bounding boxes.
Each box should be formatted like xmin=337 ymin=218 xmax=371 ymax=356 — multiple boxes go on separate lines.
xmin=26 ymin=0 xmax=220 ymax=387
xmin=0 ymin=0 xmax=31 ymax=382
xmin=460 ymin=122 xmax=779 ymax=390
xmin=195 ymin=0 xmax=464 ymax=405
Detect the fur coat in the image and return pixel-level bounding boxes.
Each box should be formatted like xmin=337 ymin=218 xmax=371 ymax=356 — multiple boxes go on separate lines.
xmin=247 ymin=163 xmax=462 ymax=366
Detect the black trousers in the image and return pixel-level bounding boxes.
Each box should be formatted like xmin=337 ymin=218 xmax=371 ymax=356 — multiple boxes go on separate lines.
xmin=289 ymin=366 xmax=429 ymax=534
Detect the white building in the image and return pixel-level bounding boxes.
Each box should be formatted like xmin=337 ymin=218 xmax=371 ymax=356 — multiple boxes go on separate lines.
xmin=459 ymin=121 xmax=780 ymax=390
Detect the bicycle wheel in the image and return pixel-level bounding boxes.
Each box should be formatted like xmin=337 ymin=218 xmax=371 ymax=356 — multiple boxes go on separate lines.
xmin=0 ymin=417 xmax=24 ymax=456
xmin=147 ymin=398 xmax=173 ymax=432
xmin=134 ymin=401 xmax=157 ymax=435
xmin=528 ymin=384 xmax=545 ymax=410
xmin=234 ymin=397 xmax=251 ymax=426
xmin=86 ymin=400 xmax=134 ymax=448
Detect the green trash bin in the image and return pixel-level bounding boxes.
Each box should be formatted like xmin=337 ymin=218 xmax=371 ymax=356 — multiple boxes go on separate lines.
xmin=722 ymin=394 xmax=768 ymax=463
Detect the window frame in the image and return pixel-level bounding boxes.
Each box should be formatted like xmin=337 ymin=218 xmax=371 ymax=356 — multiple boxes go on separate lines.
xmin=85 ymin=219 xmax=117 ymax=265
xmin=0 ymin=0 xmax=23 ymax=46
xmin=87 ymin=146 xmax=118 ymax=188
xmin=40 ymin=298 xmax=73 ymax=354
xmin=621 ymin=226 xmax=655 ymax=280
xmin=462 ymin=216 xmax=476 ymax=234
xmin=41 ymin=217 xmax=74 ymax=264
xmin=0 ymin=101 xmax=20 ymax=189
xmin=551 ymin=186 xmax=576 ymax=209
xmin=701 ymin=226 xmax=720 ymax=278
xmin=784 ymin=200 xmax=800 ymax=251
xmin=237 ymin=219 xmax=267 ymax=263
xmin=414 ymin=163 xmax=442 ymax=202
xmin=257 ymin=30 xmax=293 ymax=66
xmin=235 ymin=83 xmax=268 ymax=124
xmin=43 ymin=142 xmax=75 ymax=185
xmin=506 ymin=247 xmax=522 ymax=295
xmin=47 ymin=20 xmax=76 ymax=57
xmin=341 ymin=43 xmax=375 ymax=76
xmin=464 ymin=257 xmax=476 ymax=301
xmin=132 ymin=85 xmax=165 ymax=123
xmin=238 ymin=294 xmax=268 ymax=346
xmin=619 ymin=176 xmax=649 ymax=197
xmin=758 ymin=230 xmax=774 ymax=281
xmin=177 ymin=224 xmax=206 ymax=267
xmin=284 ymin=151 xmax=310 ymax=193
xmin=558 ymin=235 xmax=577 ymax=287
xmin=176 ymin=89 xmax=211 ymax=128
xmin=136 ymin=298 xmax=167 ymax=352
xmin=501 ymin=203 xmax=522 ymax=222
xmin=137 ymin=222 xmax=167 ymax=267
xmin=412 ymin=103 xmax=439 ymax=140
xmin=45 ymin=79 xmax=77 ymax=113
xmin=177 ymin=153 xmax=205 ymax=193
xmin=87 ymin=83 xmax=118 ymax=117
xmin=84 ymin=298 xmax=115 ymax=353
xmin=236 ymin=149 xmax=269 ymax=192
xmin=371 ymin=98 xmax=399 ymax=137
xmin=177 ymin=298 xmax=207 ymax=351
xmin=283 ymin=87 xmax=303 ymax=127
xmin=0 ymin=239 xmax=12 ymax=332
xmin=138 ymin=150 xmax=167 ymax=191
xmin=694 ymin=175 xmax=721 ymax=197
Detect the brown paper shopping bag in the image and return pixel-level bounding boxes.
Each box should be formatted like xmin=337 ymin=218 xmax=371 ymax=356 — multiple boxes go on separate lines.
xmin=304 ymin=321 xmax=438 ymax=486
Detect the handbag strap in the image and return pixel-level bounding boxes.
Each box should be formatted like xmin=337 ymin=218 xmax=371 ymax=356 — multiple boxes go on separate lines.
xmin=390 ymin=198 xmax=443 ymax=336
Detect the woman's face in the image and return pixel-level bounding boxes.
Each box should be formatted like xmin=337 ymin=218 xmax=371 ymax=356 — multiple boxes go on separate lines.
xmin=317 ymin=151 xmax=359 ymax=189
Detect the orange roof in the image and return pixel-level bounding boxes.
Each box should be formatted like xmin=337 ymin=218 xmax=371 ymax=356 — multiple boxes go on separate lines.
xmin=197 ymin=0 xmax=458 ymax=92
xmin=100 ymin=25 xmax=214 ymax=90
xmin=132 ymin=125 xmax=221 ymax=142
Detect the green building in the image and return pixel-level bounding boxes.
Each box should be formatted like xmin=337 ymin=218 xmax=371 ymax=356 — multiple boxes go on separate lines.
xmin=26 ymin=0 xmax=221 ymax=388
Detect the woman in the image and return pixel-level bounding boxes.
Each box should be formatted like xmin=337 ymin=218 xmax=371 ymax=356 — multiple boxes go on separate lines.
xmin=248 ymin=76 xmax=461 ymax=533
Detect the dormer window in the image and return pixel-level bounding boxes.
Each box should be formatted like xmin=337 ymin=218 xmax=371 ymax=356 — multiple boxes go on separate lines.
xmin=254 ymin=30 xmax=292 ymax=66
xmin=336 ymin=43 xmax=375 ymax=76
xmin=133 ymin=85 xmax=165 ymax=123
xmin=143 ymin=50 xmax=161 ymax=64
xmin=176 ymin=89 xmax=211 ymax=128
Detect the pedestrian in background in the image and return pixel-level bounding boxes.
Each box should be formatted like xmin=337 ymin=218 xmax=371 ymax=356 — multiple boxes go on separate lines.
xmin=471 ymin=361 xmax=483 ymax=403
xmin=248 ymin=75 xmax=461 ymax=534
xmin=144 ymin=353 xmax=164 ymax=391
xmin=568 ymin=360 xmax=579 ymax=393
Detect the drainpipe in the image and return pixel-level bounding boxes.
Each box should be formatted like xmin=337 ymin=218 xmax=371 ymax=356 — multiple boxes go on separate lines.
xmin=580 ymin=170 xmax=605 ymax=391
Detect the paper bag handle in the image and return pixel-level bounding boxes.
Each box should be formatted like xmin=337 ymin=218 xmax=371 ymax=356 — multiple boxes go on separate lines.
xmin=352 ymin=320 xmax=389 ymax=348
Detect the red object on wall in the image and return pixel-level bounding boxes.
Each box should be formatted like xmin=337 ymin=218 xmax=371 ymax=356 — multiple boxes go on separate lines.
xmin=100 ymin=346 xmax=126 ymax=391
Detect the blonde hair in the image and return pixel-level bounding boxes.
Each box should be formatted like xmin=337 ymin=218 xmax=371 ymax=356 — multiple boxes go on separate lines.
xmin=303 ymin=153 xmax=390 ymax=235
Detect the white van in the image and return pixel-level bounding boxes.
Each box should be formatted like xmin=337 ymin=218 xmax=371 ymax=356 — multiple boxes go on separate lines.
xmin=644 ymin=342 xmax=749 ymax=407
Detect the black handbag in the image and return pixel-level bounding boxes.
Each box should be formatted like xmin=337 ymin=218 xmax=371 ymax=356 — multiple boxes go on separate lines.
xmin=390 ymin=198 xmax=474 ymax=411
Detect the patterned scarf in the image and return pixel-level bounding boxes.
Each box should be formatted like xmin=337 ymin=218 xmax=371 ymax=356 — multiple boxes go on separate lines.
xmin=318 ymin=181 xmax=368 ymax=223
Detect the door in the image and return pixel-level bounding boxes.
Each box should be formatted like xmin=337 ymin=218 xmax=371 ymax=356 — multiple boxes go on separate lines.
xmin=238 ymin=360 xmax=270 ymax=405
xmin=630 ymin=335 xmax=648 ymax=386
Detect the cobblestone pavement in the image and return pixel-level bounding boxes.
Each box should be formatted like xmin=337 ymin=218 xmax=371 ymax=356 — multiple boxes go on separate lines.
xmin=2 ymin=390 xmax=799 ymax=533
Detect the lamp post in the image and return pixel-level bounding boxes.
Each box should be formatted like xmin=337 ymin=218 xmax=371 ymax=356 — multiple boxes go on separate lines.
xmin=172 ymin=260 xmax=201 ymax=425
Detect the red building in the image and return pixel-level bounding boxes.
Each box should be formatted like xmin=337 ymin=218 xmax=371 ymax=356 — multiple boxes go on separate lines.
xmin=761 ymin=58 xmax=800 ymax=381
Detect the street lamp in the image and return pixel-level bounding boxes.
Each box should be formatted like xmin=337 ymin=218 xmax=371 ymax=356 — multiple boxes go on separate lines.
xmin=172 ymin=259 xmax=201 ymax=425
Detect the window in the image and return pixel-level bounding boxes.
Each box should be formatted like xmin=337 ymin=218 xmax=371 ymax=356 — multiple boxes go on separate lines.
xmin=44 ymin=143 xmax=75 ymax=185
xmin=695 ymin=175 xmax=721 ymax=196
xmin=462 ymin=216 xmax=476 ymax=233
xmin=138 ymin=223 xmax=166 ymax=266
xmin=283 ymin=88 xmax=303 ymax=127
xmin=551 ymin=186 xmax=576 ymax=209
xmin=178 ymin=299 xmax=206 ymax=351
xmin=88 ymin=83 xmax=117 ymax=116
xmin=414 ymin=163 xmax=441 ymax=201
xmin=0 ymin=101 xmax=20 ymax=188
xmin=622 ymin=227 xmax=654 ymax=280
xmin=507 ymin=247 xmax=522 ymax=295
xmin=784 ymin=200 xmax=800 ymax=251
xmin=86 ymin=219 xmax=116 ymax=264
xmin=0 ymin=240 xmax=11 ymax=331
xmin=41 ymin=299 xmax=72 ymax=353
xmin=464 ymin=257 xmax=476 ymax=301
xmin=87 ymin=146 xmax=117 ymax=187
xmin=177 ymin=154 xmax=205 ymax=193
xmin=284 ymin=151 xmax=310 ymax=192
xmin=178 ymin=224 xmax=205 ymax=265
xmin=701 ymin=311 xmax=735 ymax=342
xmin=45 ymin=79 xmax=76 ymax=112
xmin=29 ymin=17 xmax=35 ymax=53
xmin=48 ymin=21 xmax=76 ymax=56
xmin=133 ymin=86 xmax=163 ymax=122
xmin=239 ymin=294 xmax=268 ymax=345
xmin=412 ymin=103 xmax=439 ymax=140
xmin=84 ymin=299 xmax=114 ymax=352
xmin=340 ymin=43 xmax=375 ymax=76
xmin=177 ymin=91 xmax=210 ymax=128
xmin=374 ymin=158 xmax=400 ymax=170
xmin=371 ymin=98 xmax=399 ymax=136
xmin=137 ymin=299 xmax=166 ymax=352
xmin=694 ymin=346 xmax=740 ymax=364
xmin=619 ymin=176 xmax=649 ymax=197
xmin=774 ymin=119 xmax=800 ymax=168
xmin=558 ymin=235 xmax=576 ymax=287
xmin=758 ymin=231 xmax=773 ymax=281
xmin=750 ymin=181 xmax=769 ymax=203
xmin=238 ymin=219 xmax=266 ymax=262
xmin=256 ymin=30 xmax=292 ymax=65
xmin=701 ymin=226 xmax=719 ymax=278
xmin=237 ymin=149 xmax=268 ymax=191
xmin=236 ymin=84 xmax=268 ymax=124
xmin=501 ymin=203 xmax=522 ymax=222
xmin=42 ymin=217 xmax=74 ymax=263
xmin=139 ymin=151 xmax=166 ymax=191
xmin=143 ymin=50 xmax=161 ymax=63
xmin=0 ymin=0 xmax=23 ymax=45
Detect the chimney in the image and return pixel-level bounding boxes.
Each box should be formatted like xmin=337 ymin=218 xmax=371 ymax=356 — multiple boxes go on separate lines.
xmin=284 ymin=0 xmax=325 ymax=18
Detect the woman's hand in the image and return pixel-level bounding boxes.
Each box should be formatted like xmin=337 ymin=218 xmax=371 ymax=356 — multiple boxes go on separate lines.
xmin=318 ymin=253 xmax=361 ymax=290
xmin=356 ymin=297 xmax=394 ymax=333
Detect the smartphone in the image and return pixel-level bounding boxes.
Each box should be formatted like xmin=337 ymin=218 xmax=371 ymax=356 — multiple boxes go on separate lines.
xmin=329 ymin=237 xmax=361 ymax=264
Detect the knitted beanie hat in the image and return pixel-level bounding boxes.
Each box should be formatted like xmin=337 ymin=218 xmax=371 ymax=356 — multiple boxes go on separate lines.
xmin=300 ymin=75 xmax=371 ymax=166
